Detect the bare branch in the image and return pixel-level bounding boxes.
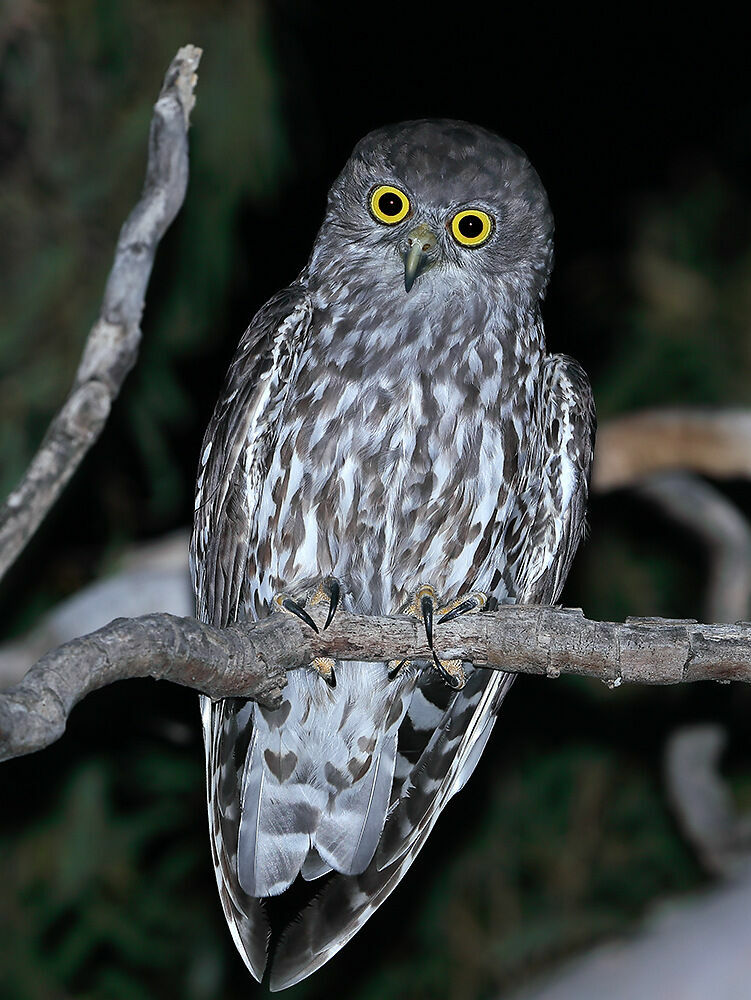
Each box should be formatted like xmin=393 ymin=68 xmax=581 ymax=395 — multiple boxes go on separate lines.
xmin=594 ymin=408 xmax=751 ymax=491
xmin=0 ymin=612 xmax=293 ymax=762
xmin=4 ymin=605 xmax=751 ymax=762
xmin=0 ymin=44 xmax=202 ymax=584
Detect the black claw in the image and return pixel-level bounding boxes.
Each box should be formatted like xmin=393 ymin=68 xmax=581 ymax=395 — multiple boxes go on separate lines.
xmin=325 ymin=666 xmax=337 ymax=688
xmin=438 ymin=599 xmax=477 ymax=625
xmin=432 ymin=651 xmax=464 ymax=690
xmin=389 ymin=659 xmax=408 ymax=679
xmin=282 ymin=597 xmax=319 ymax=634
xmin=324 ymin=578 xmax=340 ymax=630
xmin=421 ymin=594 xmax=434 ymax=649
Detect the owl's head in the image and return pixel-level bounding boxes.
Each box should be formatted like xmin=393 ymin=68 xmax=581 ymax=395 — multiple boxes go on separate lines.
xmin=311 ymin=119 xmax=554 ymax=306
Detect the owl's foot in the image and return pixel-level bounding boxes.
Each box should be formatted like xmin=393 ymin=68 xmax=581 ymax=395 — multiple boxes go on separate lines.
xmin=273 ymin=577 xmax=341 ymax=687
xmin=436 ymin=591 xmax=488 ymax=624
xmin=390 ymin=584 xmax=487 ymax=690
xmin=311 ymin=656 xmax=336 ymax=687
xmin=273 ymin=576 xmax=341 ymax=633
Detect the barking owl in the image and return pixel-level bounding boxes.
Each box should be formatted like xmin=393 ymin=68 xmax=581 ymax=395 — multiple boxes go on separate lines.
xmin=190 ymin=119 xmax=595 ymax=989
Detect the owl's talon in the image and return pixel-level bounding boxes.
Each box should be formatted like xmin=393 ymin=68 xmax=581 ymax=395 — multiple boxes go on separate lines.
xmin=323 ymin=578 xmax=340 ymax=629
xmin=274 ymin=576 xmax=344 ymax=633
xmin=437 ymin=591 xmax=487 ymax=625
xmin=431 ymin=654 xmax=466 ymax=690
xmin=274 ymin=594 xmax=320 ymax=633
xmin=312 ymin=656 xmax=336 ymax=687
xmin=307 ymin=576 xmax=342 ymax=630
xmin=403 ymin=584 xmax=439 ymax=649
xmin=421 ymin=593 xmax=435 ymax=649
xmin=400 ymin=584 xmax=481 ymax=690
xmin=388 ymin=658 xmax=410 ymax=679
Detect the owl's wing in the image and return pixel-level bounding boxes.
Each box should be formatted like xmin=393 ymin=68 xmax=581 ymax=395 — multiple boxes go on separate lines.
xmin=190 ymin=284 xmax=313 ymax=983
xmin=269 ymin=352 xmax=596 ymax=990
xmin=511 ymin=354 xmax=597 ymax=605
xmin=192 ymin=283 xmax=313 ymax=627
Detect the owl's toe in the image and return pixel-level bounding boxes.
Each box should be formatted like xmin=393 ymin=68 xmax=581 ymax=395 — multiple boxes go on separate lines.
xmin=273 ymin=576 xmax=343 ymax=635
xmin=388 ymin=657 xmax=410 ymax=679
xmin=403 ymin=584 xmax=440 ymax=650
xmin=431 ymin=656 xmax=467 ymax=690
xmin=437 ymin=591 xmax=488 ymax=624
xmin=309 ymin=576 xmax=341 ymax=630
xmin=400 ymin=584 xmax=485 ymax=689
xmin=273 ymin=593 xmax=319 ymax=633
xmin=311 ymin=656 xmax=336 ymax=687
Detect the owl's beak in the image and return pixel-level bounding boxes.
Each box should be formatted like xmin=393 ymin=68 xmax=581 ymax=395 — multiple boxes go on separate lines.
xmin=402 ymin=224 xmax=438 ymax=292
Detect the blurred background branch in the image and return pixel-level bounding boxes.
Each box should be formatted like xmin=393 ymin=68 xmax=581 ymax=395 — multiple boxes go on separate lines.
xmin=0 ymin=43 xmax=201 ymax=584
xmin=594 ymin=410 xmax=751 ymax=491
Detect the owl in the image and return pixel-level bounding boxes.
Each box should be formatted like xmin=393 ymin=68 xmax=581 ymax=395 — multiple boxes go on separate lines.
xmin=190 ymin=119 xmax=595 ymax=989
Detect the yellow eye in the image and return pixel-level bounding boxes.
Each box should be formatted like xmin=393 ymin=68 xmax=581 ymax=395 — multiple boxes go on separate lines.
xmin=370 ymin=185 xmax=411 ymax=224
xmin=450 ymin=209 xmax=493 ymax=247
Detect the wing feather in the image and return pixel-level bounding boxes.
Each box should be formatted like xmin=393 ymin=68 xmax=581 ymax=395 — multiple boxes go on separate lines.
xmin=190 ymin=284 xmax=313 ymax=981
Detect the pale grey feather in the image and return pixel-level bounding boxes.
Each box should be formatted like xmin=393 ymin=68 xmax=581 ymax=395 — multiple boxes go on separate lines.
xmin=300 ymin=849 xmax=332 ymax=881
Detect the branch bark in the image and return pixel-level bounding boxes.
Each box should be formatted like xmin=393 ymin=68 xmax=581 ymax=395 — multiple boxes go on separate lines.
xmin=3 ymin=605 xmax=751 ymax=762
xmin=0 ymin=44 xmax=202 ymax=585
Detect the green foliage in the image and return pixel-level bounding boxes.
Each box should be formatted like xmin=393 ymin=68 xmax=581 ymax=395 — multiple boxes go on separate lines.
xmin=1 ymin=741 xmax=203 ymax=999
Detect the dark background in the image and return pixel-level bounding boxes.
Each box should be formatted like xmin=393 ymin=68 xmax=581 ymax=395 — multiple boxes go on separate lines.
xmin=1 ymin=3 xmax=750 ymax=998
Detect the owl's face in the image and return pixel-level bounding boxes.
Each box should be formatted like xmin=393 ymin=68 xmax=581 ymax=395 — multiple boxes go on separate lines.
xmin=310 ymin=119 xmax=554 ymax=305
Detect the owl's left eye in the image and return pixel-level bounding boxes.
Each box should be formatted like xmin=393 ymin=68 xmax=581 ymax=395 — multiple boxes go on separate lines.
xmin=450 ymin=209 xmax=493 ymax=247
xmin=370 ymin=185 xmax=411 ymax=224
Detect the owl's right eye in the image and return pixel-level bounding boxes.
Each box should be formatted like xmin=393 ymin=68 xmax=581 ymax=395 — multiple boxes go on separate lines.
xmin=370 ymin=185 xmax=411 ymax=224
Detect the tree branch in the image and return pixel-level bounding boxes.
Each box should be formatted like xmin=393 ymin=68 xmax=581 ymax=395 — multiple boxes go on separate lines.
xmin=0 ymin=44 xmax=202 ymax=584
xmin=4 ymin=605 xmax=751 ymax=762
xmin=593 ymin=408 xmax=751 ymax=491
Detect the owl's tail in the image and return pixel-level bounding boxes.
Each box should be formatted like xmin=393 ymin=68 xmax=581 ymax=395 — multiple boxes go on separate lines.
xmin=236 ymin=664 xmax=404 ymax=897
xmin=204 ymin=661 xmax=414 ymax=981
xmin=268 ymin=668 xmax=515 ymax=990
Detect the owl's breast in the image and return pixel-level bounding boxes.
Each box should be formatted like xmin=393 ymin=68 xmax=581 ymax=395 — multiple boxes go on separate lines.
xmin=254 ymin=316 xmax=537 ymax=613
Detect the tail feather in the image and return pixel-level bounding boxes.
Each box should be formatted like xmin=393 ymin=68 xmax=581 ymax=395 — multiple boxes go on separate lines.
xmin=376 ymin=667 xmax=507 ymax=869
xmin=236 ymin=662 xmax=412 ymax=896
xmin=237 ymin=775 xmax=317 ymax=897
xmin=300 ymin=849 xmax=332 ymax=881
xmin=269 ymin=670 xmax=515 ymax=990
xmin=315 ymin=734 xmax=397 ymax=875
xmin=201 ymin=696 xmax=270 ymax=982
xmin=237 ymin=698 xmax=325 ymax=898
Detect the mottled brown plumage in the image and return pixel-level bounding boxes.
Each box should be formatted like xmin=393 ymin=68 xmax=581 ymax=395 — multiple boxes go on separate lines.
xmin=190 ymin=119 xmax=595 ymax=989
